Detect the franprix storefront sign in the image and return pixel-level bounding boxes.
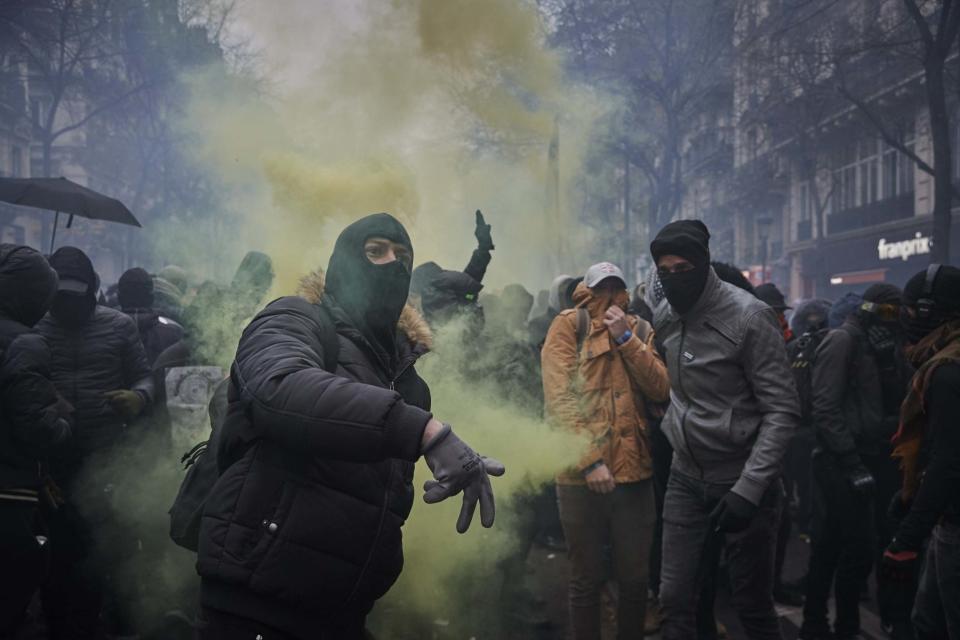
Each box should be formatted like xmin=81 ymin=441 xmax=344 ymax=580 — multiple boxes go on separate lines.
xmin=877 ymin=232 xmax=933 ymax=262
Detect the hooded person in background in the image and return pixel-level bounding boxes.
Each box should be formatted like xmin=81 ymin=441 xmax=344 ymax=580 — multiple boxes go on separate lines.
xmin=117 ymin=267 xmax=184 ymax=367
xmin=529 ymin=274 xmax=583 ymax=349
xmin=542 ymin=261 xmax=670 ymax=640
xmin=410 ymin=210 xmax=494 ymax=330
xmin=651 ymin=220 xmax=799 ymax=640
xmin=881 ymin=265 xmax=960 ymax=640
xmin=756 ymin=283 xmax=794 ymax=344
xmin=829 ymin=292 xmax=863 ymax=329
xmin=195 ymin=213 xmax=505 ymax=640
xmin=0 ymin=245 xmax=73 ymax=637
xmin=153 ymin=265 xmax=190 ymax=323
xmin=801 ymin=284 xmax=912 ymax=640
xmin=36 ymin=246 xmax=154 ymax=639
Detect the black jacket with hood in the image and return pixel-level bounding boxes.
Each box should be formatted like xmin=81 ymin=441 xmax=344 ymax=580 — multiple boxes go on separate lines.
xmin=36 ymin=247 xmax=153 ymax=470
xmin=0 ymin=244 xmax=71 ymax=499
xmin=197 ymin=214 xmax=434 ymax=637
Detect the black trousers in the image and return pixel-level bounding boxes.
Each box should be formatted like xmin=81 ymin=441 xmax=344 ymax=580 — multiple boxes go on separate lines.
xmin=801 ymin=453 xmax=876 ymax=638
xmin=196 ymin=606 xmax=368 ymax=640
xmin=0 ymin=502 xmax=46 ymax=638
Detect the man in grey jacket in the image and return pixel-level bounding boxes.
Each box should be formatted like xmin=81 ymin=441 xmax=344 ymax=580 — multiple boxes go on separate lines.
xmin=651 ymin=220 xmax=800 ymax=640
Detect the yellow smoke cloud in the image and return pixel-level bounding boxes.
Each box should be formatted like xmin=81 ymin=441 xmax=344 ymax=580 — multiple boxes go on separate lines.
xmin=167 ymin=0 xmax=617 ymax=631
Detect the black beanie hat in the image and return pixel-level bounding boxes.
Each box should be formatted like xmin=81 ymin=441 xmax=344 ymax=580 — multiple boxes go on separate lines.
xmin=650 ymin=220 xmax=711 ymax=268
xmin=903 ymin=265 xmax=960 ymax=313
xmin=862 ymin=283 xmax=902 ymax=306
xmin=118 ymin=267 xmax=154 ymax=310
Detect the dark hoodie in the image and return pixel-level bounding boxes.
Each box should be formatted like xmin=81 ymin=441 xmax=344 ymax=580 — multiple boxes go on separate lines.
xmin=37 ymin=247 xmax=153 ymax=472
xmin=0 ymin=245 xmax=71 ymax=496
xmin=118 ymin=267 xmax=184 ymax=366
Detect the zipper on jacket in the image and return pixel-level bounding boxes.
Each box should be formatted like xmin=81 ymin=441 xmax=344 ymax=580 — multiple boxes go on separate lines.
xmin=677 ymin=321 xmax=704 ymax=478
xmin=389 ymin=354 xmax=418 ymax=391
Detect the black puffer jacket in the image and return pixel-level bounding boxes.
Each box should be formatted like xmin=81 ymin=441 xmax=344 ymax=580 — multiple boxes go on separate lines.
xmin=37 ymin=308 xmax=153 ymax=461
xmin=197 ymin=273 xmax=434 ymax=637
xmin=0 ymin=245 xmax=70 ymax=496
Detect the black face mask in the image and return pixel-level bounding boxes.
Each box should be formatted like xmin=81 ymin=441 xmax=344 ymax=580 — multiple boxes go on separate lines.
xmin=51 ymin=292 xmax=96 ymax=328
xmin=900 ymin=306 xmax=943 ymax=345
xmin=325 ymin=213 xmax=413 ymax=364
xmin=659 ymin=264 xmax=709 ymax=316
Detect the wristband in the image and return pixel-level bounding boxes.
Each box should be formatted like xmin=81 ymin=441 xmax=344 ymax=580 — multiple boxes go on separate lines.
xmin=581 ymin=460 xmax=604 ymax=476
xmin=615 ymin=330 xmax=633 ymax=345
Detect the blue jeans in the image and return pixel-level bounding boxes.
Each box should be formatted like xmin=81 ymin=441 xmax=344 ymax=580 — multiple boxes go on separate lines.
xmin=913 ymin=522 xmax=960 ymax=640
xmin=659 ymin=468 xmax=783 ymax=640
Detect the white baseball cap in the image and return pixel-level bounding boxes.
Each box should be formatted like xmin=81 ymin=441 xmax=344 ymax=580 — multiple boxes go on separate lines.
xmin=584 ymin=262 xmax=626 ymax=288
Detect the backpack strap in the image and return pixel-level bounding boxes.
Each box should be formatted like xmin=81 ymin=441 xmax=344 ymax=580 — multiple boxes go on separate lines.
xmin=575 ymin=307 xmax=590 ymax=360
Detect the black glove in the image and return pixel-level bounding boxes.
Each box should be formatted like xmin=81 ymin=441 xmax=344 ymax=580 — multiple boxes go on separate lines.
xmin=709 ymin=491 xmax=757 ymax=533
xmin=422 ymin=424 xmax=506 ymax=533
xmin=839 ymin=453 xmax=875 ymax=496
xmin=474 ymin=210 xmax=494 ymax=251
xmin=880 ymin=541 xmax=919 ymax=584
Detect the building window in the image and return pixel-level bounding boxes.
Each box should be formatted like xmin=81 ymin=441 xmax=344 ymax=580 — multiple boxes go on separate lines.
xmin=832 ymin=135 xmax=914 ymax=214
xmin=10 ymin=146 xmax=22 ymax=177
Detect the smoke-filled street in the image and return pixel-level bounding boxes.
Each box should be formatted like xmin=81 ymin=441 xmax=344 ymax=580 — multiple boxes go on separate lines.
xmin=2 ymin=1 xmax=960 ymax=640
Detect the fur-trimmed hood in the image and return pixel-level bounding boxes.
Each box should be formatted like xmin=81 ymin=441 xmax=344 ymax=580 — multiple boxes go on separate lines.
xmin=298 ymin=269 xmax=433 ymax=351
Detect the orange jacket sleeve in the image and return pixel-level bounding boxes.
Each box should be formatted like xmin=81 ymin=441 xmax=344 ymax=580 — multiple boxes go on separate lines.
xmin=617 ymin=318 xmax=671 ymax=403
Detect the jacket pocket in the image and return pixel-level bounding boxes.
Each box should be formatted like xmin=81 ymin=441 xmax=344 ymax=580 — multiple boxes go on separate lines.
xmin=728 ymin=410 xmax=762 ymax=447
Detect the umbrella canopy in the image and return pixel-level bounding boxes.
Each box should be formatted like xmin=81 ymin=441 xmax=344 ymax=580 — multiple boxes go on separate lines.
xmin=0 ymin=177 xmax=140 ymax=227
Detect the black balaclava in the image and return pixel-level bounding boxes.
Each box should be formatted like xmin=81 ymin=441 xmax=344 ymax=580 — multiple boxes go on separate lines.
xmin=48 ymin=246 xmax=99 ymax=328
xmin=650 ymin=220 xmax=711 ymax=315
xmin=118 ymin=267 xmax=154 ymax=311
xmin=902 ymin=265 xmax=960 ymax=344
xmin=0 ymin=244 xmax=58 ymax=327
xmin=325 ymin=213 xmax=413 ymax=364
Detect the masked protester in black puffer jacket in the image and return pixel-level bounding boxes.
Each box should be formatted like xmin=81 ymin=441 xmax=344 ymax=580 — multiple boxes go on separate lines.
xmin=36 ymin=247 xmax=154 ymax=483
xmin=0 ymin=244 xmax=73 ymax=636
xmin=196 ymin=213 xmax=505 ymax=640
xmin=116 ymin=267 xmax=184 ymax=367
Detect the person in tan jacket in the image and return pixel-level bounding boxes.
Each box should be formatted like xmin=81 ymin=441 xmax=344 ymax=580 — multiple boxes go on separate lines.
xmin=542 ymin=261 xmax=670 ymax=640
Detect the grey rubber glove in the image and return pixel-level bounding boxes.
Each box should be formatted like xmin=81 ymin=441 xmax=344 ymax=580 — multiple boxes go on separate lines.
xmin=421 ymin=423 xmax=506 ymax=533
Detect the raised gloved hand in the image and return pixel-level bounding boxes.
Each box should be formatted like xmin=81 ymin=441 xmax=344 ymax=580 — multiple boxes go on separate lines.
xmin=710 ymin=491 xmax=757 ymax=533
xmin=104 ymin=389 xmax=145 ymax=419
xmin=421 ymin=423 xmax=505 ymax=533
xmin=474 ymin=210 xmax=494 ymax=251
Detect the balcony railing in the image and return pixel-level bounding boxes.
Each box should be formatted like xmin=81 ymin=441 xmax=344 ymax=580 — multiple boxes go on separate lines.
xmin=827 ymin=193 xmax=914 ymax=235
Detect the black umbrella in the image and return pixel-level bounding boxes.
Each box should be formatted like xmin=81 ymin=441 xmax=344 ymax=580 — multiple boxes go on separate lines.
xmin=0 ymin=176 xmax=141 ymax=252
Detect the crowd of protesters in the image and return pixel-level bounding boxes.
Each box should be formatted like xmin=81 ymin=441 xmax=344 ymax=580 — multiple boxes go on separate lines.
xmin=0 ymin=212 xmax=958 ymax=640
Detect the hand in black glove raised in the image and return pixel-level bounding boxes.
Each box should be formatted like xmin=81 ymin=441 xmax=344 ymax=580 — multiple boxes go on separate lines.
xmin=474 ymin=210 xmax=494 ymax=251
xmin=709 ymin=491 xmax=757 ymax=534
xmin=421 ymin=422 xmax=506 ymax=533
